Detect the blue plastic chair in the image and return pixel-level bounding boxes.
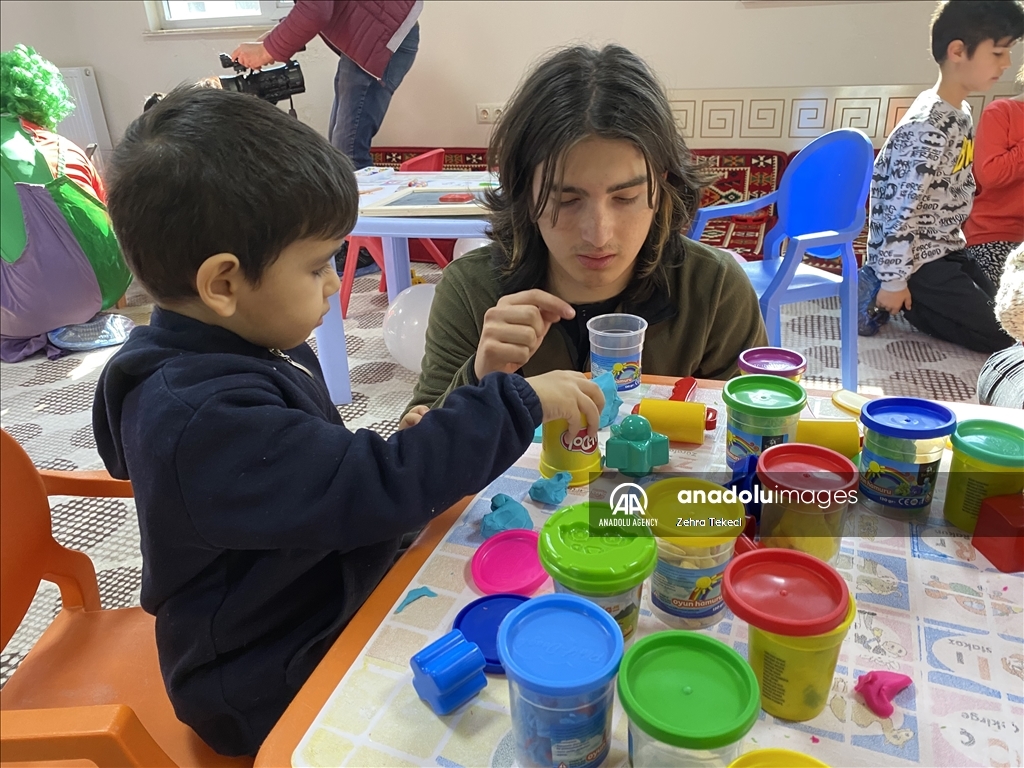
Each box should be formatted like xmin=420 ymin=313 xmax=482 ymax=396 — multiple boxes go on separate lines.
xmin=688 ymin=129 xmax=874 ymax=391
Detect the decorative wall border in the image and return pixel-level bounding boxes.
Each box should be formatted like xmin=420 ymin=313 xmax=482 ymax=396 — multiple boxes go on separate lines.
xmin=667 ymin=84 xmax=1018 ymax=150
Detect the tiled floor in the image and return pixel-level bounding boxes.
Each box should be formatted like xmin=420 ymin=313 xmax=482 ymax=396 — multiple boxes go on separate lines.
xmin=0 ymin=263 xmax=988 ymax=685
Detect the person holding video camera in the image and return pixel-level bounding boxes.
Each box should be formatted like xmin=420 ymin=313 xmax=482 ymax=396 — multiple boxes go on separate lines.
xmin=232 ymin=1 xmax=420 ymax=169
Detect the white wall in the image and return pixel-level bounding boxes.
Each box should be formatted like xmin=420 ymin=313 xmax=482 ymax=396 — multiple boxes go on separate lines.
xmin=2 ymin=0 xmax=1021 ymax=148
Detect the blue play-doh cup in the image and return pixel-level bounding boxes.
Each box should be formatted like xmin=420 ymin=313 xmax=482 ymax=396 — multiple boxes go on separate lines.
xmin=858 ymin=397 xmax=956 ymax=518
xmin=497 ymin=593 xmax=624 ymax=768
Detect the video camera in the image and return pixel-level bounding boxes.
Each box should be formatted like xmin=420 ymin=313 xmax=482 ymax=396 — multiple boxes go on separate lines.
xmin=218 ymin=53 xmax=305 ymax=105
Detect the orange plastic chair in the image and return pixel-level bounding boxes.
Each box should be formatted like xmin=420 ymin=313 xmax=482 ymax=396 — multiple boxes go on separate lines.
xmin=0 ymin=429 xmax=252 ymax=768
xmin=341 ymin=149 xmax=451 ymax=318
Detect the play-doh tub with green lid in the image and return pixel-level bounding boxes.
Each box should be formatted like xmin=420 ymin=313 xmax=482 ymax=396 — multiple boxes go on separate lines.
xmin=618 ymin=631 xmax=760 ymax=767
xmin=723 ymin=375 xmax=807 ymax=471
xmin=944 ymin=419 xmax=1024 ymax=533
xmin=538 ymin=502 xmax=657 ymax=645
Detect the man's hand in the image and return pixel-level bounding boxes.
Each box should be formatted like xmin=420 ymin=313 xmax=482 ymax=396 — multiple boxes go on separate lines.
xmin=876 ymin=287 xmax=912 ymax=315
xmin=474 ymin=290 xmax=575 ymax=380
xmin=231 ymin=42 xmax=275 ymax=70
xmin=399 ymin=405 xmax=429 ymax=431
xmin=524 ymin=371 xmax=604 ymax=441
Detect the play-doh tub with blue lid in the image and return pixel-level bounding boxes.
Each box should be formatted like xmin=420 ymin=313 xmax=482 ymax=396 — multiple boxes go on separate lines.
xmin=858 ymin=397 xmax=956 ymax=517
xmin=497 ymin=593 xmax=623 ymax=768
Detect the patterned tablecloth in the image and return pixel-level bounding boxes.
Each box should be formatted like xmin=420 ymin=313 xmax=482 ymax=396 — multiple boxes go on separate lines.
xmin=293 ymin=384 xmax=1024 ymax=768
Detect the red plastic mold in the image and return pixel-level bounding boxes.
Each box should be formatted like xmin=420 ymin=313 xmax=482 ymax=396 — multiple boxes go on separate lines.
xmin=972 ymin=494 xmax=1024 ymax=573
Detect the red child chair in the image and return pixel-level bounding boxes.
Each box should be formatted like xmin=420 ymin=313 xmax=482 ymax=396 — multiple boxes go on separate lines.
xmin=341 ymin=149 xmax=450 ymax=318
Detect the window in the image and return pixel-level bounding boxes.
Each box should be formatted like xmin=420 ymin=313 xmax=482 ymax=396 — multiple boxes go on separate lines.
xmin=148 ymin=0 xmax=293 ymax=31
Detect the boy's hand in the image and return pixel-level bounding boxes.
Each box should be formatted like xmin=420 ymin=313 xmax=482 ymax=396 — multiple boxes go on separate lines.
xmin=525 ymin=371 xmax=604 ymax=440
xmin=231 ymin=42 xmax=274 ymax=70
xmin=876 ymin=287 xmax=912 ymax=315
xmin=399 ymin=405 xmax=429 ymax=431
xmin=474 ymin=290 xmax=575 ymax=380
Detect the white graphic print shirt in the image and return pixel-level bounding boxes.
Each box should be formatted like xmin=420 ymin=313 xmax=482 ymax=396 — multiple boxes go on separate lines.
xmin=868 ymin=90 xmax=975 ymax=291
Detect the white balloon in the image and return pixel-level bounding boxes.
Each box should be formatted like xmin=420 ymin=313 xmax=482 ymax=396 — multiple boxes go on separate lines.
xmin=383 ymin=283 xmax=436 ymax=372
xmin=452 ymin=237 xmax=492 ymax=260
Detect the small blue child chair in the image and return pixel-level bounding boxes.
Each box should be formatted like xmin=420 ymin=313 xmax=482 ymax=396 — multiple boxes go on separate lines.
xmin=688 ymin=129 xmax=874 ymax=391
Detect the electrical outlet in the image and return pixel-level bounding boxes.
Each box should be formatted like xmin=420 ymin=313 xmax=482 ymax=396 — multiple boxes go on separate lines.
xmin=476 ymin=103 xmax=505 ymax=124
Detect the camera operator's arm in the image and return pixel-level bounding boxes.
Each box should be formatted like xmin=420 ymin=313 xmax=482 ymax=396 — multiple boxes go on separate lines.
xmin=261 ymin=0 xmax=332 ymax=63
xmin=232 ymin=1 xmax=327 ymax=69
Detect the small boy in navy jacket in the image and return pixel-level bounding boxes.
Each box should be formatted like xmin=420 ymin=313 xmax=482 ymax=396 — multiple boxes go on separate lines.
xmin=92 ymin=87 xmax=602 ymax=757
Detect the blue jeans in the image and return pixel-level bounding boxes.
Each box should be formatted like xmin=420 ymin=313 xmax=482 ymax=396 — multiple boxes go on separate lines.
xmin=328 ymin=23 xmax=419 ymax=169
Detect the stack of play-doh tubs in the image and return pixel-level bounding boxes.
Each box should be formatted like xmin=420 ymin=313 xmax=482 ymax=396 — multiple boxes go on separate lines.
xmin=538 ymin=502 xmax=657 ymax=646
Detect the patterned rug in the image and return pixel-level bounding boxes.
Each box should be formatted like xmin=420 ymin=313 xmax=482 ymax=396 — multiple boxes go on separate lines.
xmin=0 ymin=262 xmax=988 ymax=688
xmin=369 ymin=147 xmax=488 ymax=172
xmin=700 ymin=149 xmax=868 ymax=271
xmin=690 ymin=149 xmax=786 ymax=258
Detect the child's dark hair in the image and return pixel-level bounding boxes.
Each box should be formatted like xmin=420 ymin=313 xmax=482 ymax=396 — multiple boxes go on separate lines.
xmin=106 ymin=87 xmax=358 ymax=302
xmin=931 ymin=0 xmax=1024 ymax=63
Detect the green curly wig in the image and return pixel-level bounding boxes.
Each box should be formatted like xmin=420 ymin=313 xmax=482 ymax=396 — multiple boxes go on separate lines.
xmin=0 ymin=44 xmax=75 ymax=129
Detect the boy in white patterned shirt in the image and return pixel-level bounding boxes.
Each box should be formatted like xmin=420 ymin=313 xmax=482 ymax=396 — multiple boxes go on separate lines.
xmin=859 ymin=0 xmax=1022 ymax=352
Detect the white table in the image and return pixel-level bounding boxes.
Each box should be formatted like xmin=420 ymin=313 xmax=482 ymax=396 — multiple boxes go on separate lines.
xmin=349 ymin=215 xmax=490 ymax=305
xmin=318 ymin=215 xmax=490 ymax=405
xmin=260 ymin=381 xmax=1024 ymax=768
xmin=316 ymin=172 xmax=496 ymax=404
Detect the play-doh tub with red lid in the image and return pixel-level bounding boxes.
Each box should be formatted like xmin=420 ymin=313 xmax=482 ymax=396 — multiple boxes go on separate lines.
xmin=755 ymin=443 xmax=859 ymax=564
xmin=723 ymin=548 xmax=854 ymax=721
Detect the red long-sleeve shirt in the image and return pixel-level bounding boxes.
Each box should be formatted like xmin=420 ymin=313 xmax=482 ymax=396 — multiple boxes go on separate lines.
xmin=263 ymin=0 xmax=418 ymax=79
xmin=964 ymin=97 xmax=1024 ymax=246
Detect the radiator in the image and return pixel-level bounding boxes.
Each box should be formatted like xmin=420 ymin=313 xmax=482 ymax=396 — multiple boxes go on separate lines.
xmin=56 ymin=67 xmax=113 ymax=173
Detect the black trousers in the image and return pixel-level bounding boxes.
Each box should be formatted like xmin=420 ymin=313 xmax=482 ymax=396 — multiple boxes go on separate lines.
xmin=905 ymin=251 xmax=1014 ymax=354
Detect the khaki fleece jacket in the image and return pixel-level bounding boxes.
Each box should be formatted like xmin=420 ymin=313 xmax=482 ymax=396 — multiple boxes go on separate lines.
xmin=409 ymin=236 xmax=768 ymax=410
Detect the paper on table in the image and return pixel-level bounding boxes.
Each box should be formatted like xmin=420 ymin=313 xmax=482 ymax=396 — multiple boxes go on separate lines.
xmin=354 ymin=167 xmax=395 ymax=181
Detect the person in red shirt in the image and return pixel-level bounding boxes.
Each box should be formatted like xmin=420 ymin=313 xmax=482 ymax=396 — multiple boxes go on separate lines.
xmin=964 ymin=65 xmax=1024 ymax=289
xmin=232 ymin=1 xmax=420 ymax=169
